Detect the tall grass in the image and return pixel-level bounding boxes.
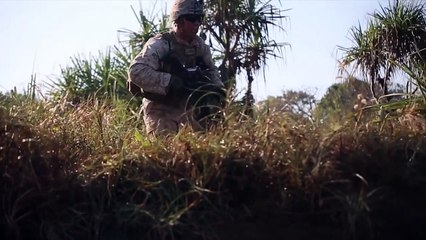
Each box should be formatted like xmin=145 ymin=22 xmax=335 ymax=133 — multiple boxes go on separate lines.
xmin=1 ymin=95 xmax=426 ymax=240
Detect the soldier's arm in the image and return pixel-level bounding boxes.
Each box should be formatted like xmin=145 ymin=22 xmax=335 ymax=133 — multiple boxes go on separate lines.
xmin=128 ymin=37 xmax=172 ymax=96
xmin=201 ymin=44 xmax=224 ymax=88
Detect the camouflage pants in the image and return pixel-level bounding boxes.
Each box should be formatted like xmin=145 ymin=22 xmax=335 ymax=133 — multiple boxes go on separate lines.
xmin=142 ymin=98 xmax=202 ymax=137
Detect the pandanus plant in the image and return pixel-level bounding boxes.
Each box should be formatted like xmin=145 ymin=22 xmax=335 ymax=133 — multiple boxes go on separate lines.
xmin=202 ymin=0 xmax=288 ymax=114
xmin=340 ymin=0 xmax=426 ymax=103
xmin=51 ymin=6 xmax=169 ymax=104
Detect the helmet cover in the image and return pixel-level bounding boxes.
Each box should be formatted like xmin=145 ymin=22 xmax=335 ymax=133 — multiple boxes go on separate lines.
xmin=170 ymin=0 xmax=204 ymax=22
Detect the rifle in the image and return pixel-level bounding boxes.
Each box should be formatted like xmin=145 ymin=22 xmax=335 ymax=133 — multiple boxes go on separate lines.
xmin=161 ymin=52 xmax=226 ymax=127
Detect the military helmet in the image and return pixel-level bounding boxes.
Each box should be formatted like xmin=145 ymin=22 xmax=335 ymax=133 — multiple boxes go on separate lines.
xmin=170 ymin=0 xmax=204 ymax=22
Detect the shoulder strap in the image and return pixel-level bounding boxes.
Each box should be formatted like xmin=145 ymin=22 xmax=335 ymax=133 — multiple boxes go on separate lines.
xmin=158 ymin=32 xmax=205 ymax=68
xmin=157 ymin=32 xmax=174 ymax=52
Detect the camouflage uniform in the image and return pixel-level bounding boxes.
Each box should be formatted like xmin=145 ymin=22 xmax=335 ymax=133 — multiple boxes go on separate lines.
xmin=128 ymin=2 xmax=223 ymax=136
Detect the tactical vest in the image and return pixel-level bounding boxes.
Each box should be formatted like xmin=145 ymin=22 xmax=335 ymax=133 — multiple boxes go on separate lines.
xmin=159 ymin=32 xmax=206 ymax=70
xmin=128 ymin=32 xmax=206 ymax=98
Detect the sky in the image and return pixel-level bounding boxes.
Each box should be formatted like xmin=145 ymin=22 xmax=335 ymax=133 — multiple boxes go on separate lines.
xmin=0 ymin=0 xmax=388 ymax=100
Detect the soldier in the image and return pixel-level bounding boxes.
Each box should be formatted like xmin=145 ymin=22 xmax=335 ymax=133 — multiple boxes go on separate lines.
xmin=128 ymin=0 xmax=224 ymax=137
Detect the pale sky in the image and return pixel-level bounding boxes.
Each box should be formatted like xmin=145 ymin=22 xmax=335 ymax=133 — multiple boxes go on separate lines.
xmin=0 ymin=0 xmax=387 ymax=100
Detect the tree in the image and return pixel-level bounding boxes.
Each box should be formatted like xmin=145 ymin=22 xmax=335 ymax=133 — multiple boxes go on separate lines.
xmin=202 ymin=0 xmax=288 ymax=113
xmin=258 ymin=90 xmax=316 ymax=122
xmin=339 ymin=0 xmax=426 ymax=102
xmin=314 ymin=77 xmax=373 ymax=124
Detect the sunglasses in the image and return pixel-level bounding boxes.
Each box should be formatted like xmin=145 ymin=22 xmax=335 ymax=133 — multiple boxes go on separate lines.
xmin=182 ymin=14 xmax=203 ymax=23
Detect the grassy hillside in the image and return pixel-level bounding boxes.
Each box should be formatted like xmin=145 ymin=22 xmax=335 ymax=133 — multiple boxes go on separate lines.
xmin=1 ymin=95 xmax=426 ymax=240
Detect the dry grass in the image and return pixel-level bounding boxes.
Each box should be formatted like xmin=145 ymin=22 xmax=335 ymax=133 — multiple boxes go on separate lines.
xmin=1 ymin=97 xmax=426 ymax=240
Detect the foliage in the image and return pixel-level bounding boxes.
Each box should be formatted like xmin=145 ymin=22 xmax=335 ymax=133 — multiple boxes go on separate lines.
xmin=0 ymin=73 xmax=40 ymax=110
xmin=1 ymin=96 xmax=426 ymax=240
xmin=203 ymin=0 xmax=289 ymax=111
xmin=118 ymin=6 xmax=170 ymax=54
xmin=51 ymin=49 xmax=129 ymax=101
xmin=258 ymin=90 xmax=317 ymax=122
xmin=314 ymin=76 xmax=374 ymax=128
xmin=340 ymin=0 xmax=426 ymax=102
xmin=49 ymin=7 xmax=170 ymax=106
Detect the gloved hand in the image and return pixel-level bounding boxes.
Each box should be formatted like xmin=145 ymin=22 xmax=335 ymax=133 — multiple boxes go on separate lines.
xmin=167 ymin=75 xmax=185 ymax=93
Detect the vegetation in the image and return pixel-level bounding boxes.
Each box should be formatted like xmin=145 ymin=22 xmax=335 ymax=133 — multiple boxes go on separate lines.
xmin=1 ymin=90 xmax=426 ymax=240
xmin=340 ymin=0 xmax=426 ymax=103
xmin=203 ymin=0 xmax=288 ymax=112
xmin=314 ymin=77 xmax=373 ymax=127
xmin=258 ymin=90 xmax=317 ymax=123
xmin=49 ymin=7 xmax=170 ymax=106
xmin=2 ymin=0 xmax=426 ymax=239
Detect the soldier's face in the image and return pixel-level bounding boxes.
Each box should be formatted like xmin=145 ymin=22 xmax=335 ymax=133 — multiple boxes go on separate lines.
xmin=180 ymin=14 xmax=202 ymax=37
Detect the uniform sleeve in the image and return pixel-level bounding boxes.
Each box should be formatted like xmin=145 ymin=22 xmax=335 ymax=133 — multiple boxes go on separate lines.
xmin=201 ymin=43 xmax=224 ymax=88
xmin=128 ymin=37 xmax=172 ymax=96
